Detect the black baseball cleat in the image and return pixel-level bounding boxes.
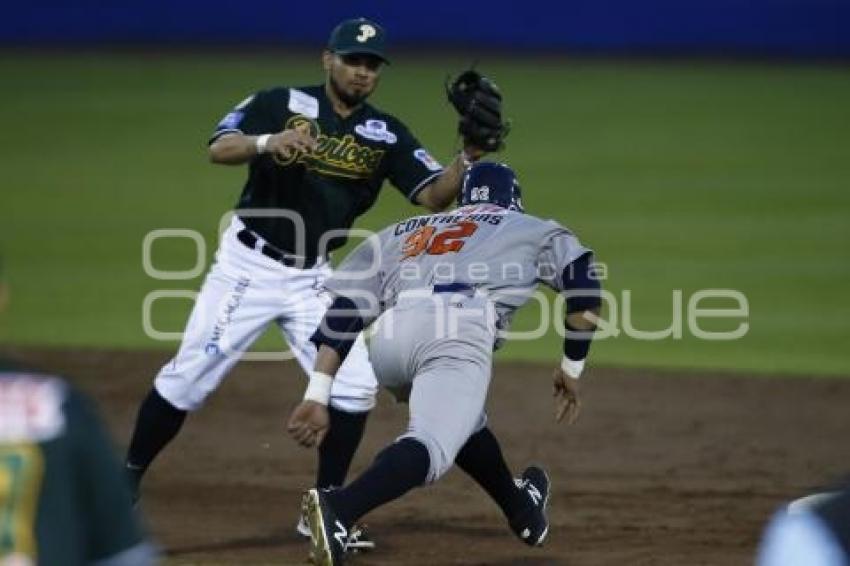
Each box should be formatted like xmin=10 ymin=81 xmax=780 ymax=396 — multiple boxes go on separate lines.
xmin=303 ymin=488 xmax=349 ymax=566
xmin=297 ymin=507 xmax=375 ymax=553
xmin=509 ymin=465 xmax=551 ymax=546
xmin=343 ymin=523 xmax=375 ymax=553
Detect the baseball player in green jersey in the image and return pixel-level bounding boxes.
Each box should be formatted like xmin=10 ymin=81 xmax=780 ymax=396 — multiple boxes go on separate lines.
xmin=0 ymin=261 xmax=158 ymax=565
xmin=123 ymin=17 xmax=508 ymax=548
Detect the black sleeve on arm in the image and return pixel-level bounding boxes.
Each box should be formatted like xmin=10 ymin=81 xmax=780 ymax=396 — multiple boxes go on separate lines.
xmin=562 ymin=253 xmax=602 ymax=314
xmin=562 ymin=253 xmax=602 ymax=361
xmin=208 ymin=89 xmax=278 ymax=145
xmin=310 ymin=295 xmax=367 ymax=362
xmin=385 ymin=118 xmax=444 ymax=203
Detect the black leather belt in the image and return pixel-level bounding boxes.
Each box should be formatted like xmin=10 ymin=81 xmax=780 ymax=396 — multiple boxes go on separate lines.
xmin=433 ymin=283 xmax=475 ymax=296
xmin=236 ymin=229 xmax=318 ymax=269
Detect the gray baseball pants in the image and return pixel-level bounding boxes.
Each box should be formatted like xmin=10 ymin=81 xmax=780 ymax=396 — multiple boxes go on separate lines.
xmin=368 ymin=291 xmax=497 ymax=483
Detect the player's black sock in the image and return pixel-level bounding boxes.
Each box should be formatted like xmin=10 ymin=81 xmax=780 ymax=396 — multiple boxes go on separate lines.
xmin=326 ymin=437 xmax=429 ymax=526
xmin=125 ymin=387 xmax=187 ymax=494
xmin=316 ymin=406 xmax=369 ymax=489
xmin=455 ymin=426 xmax=527 ymax=520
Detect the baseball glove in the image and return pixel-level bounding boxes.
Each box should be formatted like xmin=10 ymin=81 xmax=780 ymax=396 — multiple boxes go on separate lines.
xmin=446 ymin=69 xmax=509 ymax=153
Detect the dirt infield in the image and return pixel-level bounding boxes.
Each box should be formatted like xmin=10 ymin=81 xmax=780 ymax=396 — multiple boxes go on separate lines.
xmin=7 ymin=348 xmax=850 ymax=565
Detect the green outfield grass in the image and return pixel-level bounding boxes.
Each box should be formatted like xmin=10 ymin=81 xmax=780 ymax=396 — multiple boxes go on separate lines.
xmin=1 ymin=52 xmax=848 ymax=375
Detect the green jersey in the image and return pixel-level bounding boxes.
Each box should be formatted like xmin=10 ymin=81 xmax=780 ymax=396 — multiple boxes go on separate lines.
xmin=210 ymin=84 xmax=444 ymax=261
xmin=0 ymin=364 xmax=157 ymax=565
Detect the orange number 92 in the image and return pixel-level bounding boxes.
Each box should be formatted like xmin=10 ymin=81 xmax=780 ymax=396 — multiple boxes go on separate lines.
xmin=401 ymin=221 xmax=478 ymax=260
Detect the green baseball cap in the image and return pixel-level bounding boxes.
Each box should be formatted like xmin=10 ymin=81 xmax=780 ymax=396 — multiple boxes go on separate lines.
xmin=327 ymin=18 xmax=389 ymax=64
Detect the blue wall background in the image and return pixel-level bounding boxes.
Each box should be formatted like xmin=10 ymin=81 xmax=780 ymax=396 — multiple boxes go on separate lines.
xmin=6 ymin=0 xmax=850 ymax=56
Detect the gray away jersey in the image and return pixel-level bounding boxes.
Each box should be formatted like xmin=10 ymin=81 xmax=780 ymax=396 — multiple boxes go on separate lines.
xmin=324 ymin=204 xmax=592 ymax=340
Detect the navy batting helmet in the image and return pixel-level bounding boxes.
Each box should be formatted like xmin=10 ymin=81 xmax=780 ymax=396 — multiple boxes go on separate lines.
xmin=458 ymin=162 xmax=524 ymax=212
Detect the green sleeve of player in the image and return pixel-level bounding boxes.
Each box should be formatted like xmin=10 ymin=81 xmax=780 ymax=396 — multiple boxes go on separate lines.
xmin=385 ymin=119 xmax=444 ymax=203
xmin=66 ymin=389 xmax=155 ymax=564
xmin=209 ymin=89 xmax=280 ymax=143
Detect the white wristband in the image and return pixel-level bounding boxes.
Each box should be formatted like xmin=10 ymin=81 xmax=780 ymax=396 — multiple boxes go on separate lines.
xmin=560 ymin=356 xmax=586 ymax=380
xmin=304 ymin=371 xmax=333 ymax=405
xmin=255 ymin=134 xmax=271 ymax=154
